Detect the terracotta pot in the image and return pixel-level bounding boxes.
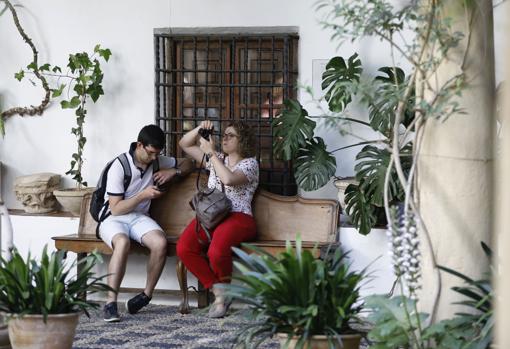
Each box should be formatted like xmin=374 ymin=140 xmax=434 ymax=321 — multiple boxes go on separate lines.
xmin=7 ymin=313 xmax=79 ymax=349
xmin=53 ymin=188 xmax=94 ymax=216
xmin=277 ymin=333 xmax=361 ymax=349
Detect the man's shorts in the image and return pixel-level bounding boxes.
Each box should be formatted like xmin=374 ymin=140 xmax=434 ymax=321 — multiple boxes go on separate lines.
xmin=99 ymin=212 xmax=163 ymax=248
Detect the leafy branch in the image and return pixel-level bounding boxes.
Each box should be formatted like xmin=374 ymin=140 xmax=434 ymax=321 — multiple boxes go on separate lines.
xmin=0 ymin=0 xmax=51 ymax=134
xmin=14 ymin=45 xmax=111 ymax=188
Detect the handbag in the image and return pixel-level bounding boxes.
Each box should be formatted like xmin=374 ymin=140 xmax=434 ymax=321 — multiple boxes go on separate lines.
xmin=189 ymin=154 xmax=232 ymax=242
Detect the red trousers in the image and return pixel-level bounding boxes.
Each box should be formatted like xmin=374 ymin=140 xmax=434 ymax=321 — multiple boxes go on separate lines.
xmin=176 ymin=212 xmax=257 ymax=289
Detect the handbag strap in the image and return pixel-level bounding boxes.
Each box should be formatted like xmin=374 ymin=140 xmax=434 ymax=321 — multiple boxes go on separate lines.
xmin=196 ymin=153 xmax=226 ymax=194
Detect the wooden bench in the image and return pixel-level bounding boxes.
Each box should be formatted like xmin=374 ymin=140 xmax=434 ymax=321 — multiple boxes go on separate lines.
xmin=52 ymin=172 xmax=339 ymax=314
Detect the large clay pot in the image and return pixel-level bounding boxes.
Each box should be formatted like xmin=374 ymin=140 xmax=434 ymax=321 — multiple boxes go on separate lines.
xmin=7 ymin=313 xmax=79 ymax=349
xmin=53 ymin=188 xmax=94 ymax=216
xmin=277 ymin=333 xmax=361 ymax=349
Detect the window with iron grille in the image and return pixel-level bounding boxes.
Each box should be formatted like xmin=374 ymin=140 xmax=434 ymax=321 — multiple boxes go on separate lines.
xmin=154 ymin=27 xmax=299 ymax=195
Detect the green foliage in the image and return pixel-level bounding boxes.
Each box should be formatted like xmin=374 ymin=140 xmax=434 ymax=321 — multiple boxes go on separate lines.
xmin=344 ymin=144 xmax=412 ymax=234
xmin=0 ymin=246 xmax=113 ymax=321
xmin=227 ymin=237 xmax=367 ymax=348
xmin=14 ymin=70 xmax=24 ymax=81
xmin=368 ymin=67 xmax=415 ymax=135
xmin=273 ymin=99 xmax=316 ymax=161
xmin=272 ymin=0 xmax=467 ymax=236
xmin=366 ymin=242 xmax=493 ymax=349
xmin=272 ymin=99 xmax=336 ymax=192
xmin=366 ymin=295 xmax=428 ymax=349
xmin=432 ymin=242 xmax=493 ymax=349
xmin=294 ymin=137 xmax=337 ymax=191
xmin=60 ymin=45 xmax=110 ymax=188
xmin=273 ymin=52 xmax=413 ymax=233
xmin=344 ymin=184 xmax=377 ymax=236
xmin=322 ymin=54 xmax=362 ymax=112
xmin=13 ymin=44 xmax=111 ymax=188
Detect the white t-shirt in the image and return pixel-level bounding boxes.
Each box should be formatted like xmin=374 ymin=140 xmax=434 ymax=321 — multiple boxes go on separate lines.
xmin=105 ymin=149 xmax=176 ymax=214
xmin=206 ymin=153 xmax=259 ymax=216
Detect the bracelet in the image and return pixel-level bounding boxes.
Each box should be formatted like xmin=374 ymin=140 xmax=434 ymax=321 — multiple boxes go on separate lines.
xmin=175 ymin=168 xmax=182 ymax=176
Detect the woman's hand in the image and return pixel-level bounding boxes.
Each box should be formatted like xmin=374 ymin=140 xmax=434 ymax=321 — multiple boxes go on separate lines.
xmin=199 ymin=136 xmax=215 ymax=156
xmin=179 ymin=120 xmax=214 ymax=164
xmin=198 ymin=120 xmax=215 ymax=155
xmin=199 ymin=120 xmax=214 ymax=131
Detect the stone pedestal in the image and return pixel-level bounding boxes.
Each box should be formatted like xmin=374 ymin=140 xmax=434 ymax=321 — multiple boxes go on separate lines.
xmin=333 ymin=177 xmax=358 ymax=212
xmin=14 ymin=173 xmax=61 ymax=214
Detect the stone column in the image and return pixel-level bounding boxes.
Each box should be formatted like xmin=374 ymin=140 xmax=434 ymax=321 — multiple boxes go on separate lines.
xmin=495 ymin=3 xmax=510 ymax=347
xmin=416 ymin=0 xmax=495 ymax=319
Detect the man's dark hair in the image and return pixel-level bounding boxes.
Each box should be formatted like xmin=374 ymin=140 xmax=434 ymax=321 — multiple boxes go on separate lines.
xmin=137 ymin=124 xmax=165 ymax=149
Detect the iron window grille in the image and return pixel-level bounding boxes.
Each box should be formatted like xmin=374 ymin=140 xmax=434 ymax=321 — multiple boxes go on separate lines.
xmin=154 ymin=27 xmax=299 ymax=195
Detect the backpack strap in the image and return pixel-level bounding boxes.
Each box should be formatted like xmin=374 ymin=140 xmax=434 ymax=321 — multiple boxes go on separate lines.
xmin=95 ymin=154 xmax=132 ymax=238
xmin=153 ymin=156 xmax=160 ymax=174
xmin=118 ymin=153 xmax=132 ymax=192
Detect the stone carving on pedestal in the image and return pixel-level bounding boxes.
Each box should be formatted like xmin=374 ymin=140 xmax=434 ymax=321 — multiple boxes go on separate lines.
xmin=14 ymin=173 xmax=61 ymax=213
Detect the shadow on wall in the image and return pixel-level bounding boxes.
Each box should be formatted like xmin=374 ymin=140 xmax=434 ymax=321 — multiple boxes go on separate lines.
xmin=84 ymin=52 xmax=134 ymax=174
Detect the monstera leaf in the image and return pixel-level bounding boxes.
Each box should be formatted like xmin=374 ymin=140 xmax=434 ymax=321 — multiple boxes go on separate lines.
xmin=369 ymin=66 xmax=415 ymax=135
xmin=344 ymin=182 xmax=377 ymax=235
xmin=354 ymin=145 xmax=402 ymax=207
xmin=322 ymin=53 xmax=362 ymax=112
xmin=273 ymin=100 xmax=316 ymax=161
xmin=294 ymin=137 xmax=336 ymax=191
xmin=345 ymin=144 xmax=412 ymax=234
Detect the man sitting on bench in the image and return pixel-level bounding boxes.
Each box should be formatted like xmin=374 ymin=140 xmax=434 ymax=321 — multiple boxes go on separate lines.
xmin=100 ymin=124 xmax=192 ymax=322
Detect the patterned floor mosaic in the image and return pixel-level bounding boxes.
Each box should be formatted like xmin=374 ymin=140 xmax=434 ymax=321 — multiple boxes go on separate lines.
xmin=74 ymin=304 xmax=279 ymax=349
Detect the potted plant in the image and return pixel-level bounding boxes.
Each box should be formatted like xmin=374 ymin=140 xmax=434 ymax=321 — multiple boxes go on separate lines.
xmin=273 ymin=54 xmax=414 ymax=235
xmin=51 ymin=45 xmax=112 ymax=215
xmin=226 ymin=237 xmax=368 ymax=349
xmin=0 ymin=246 xmax=112 ymax=349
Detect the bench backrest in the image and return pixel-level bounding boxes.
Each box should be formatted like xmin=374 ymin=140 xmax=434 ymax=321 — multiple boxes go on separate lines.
xmin=78 ymin=172 xmax=339 ymax=243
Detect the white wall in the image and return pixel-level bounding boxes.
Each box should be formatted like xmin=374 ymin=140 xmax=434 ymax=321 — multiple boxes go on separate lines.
xmin=3 ymin=0 xmax=505 ymax=203
xmin=0 ymin=0 xmax=396 ymax=207
xmin=0 ymin=0 xmax=506 ymax=304
xmin=0 ymin=0 xmax=171 ymax=208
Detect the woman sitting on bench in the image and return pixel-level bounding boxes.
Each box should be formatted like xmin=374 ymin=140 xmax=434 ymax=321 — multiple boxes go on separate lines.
xmin=177 ymin=120 xmax=259 ymax=318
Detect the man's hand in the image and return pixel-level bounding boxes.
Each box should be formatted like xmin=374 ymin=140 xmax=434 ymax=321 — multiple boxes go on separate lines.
xmin=142 ymin=186 xmax=165 ymax=200
xmin=109 ymin=185 xmax=163 ymax=215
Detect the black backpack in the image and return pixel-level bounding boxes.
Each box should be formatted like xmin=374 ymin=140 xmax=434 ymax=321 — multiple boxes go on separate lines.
xmin=89 ymin=153 xmax=160 ymax=237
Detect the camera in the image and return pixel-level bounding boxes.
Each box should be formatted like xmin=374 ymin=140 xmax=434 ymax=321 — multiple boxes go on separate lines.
xmin=198 ymin=128 xmax=213 ymax=141
xmin=156 ymin=182 xmax=168 ymax=192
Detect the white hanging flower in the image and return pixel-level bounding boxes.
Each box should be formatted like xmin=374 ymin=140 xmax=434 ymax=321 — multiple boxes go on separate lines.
xmin=387 ymin=205 xmax=422 ymax=298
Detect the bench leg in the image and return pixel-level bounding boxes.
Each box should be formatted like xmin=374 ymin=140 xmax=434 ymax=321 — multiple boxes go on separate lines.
xmin=176 ymin=259 xmax=190 ymax=314
xmin=77 ymin=252 xmax=88 ymax=300
xmin=197 ymin=282 xmax=211 ymax=308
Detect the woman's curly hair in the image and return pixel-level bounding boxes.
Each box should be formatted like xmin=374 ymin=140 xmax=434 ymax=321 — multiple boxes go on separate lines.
xmin=226 ymin=121 xmax=257 ymax=159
